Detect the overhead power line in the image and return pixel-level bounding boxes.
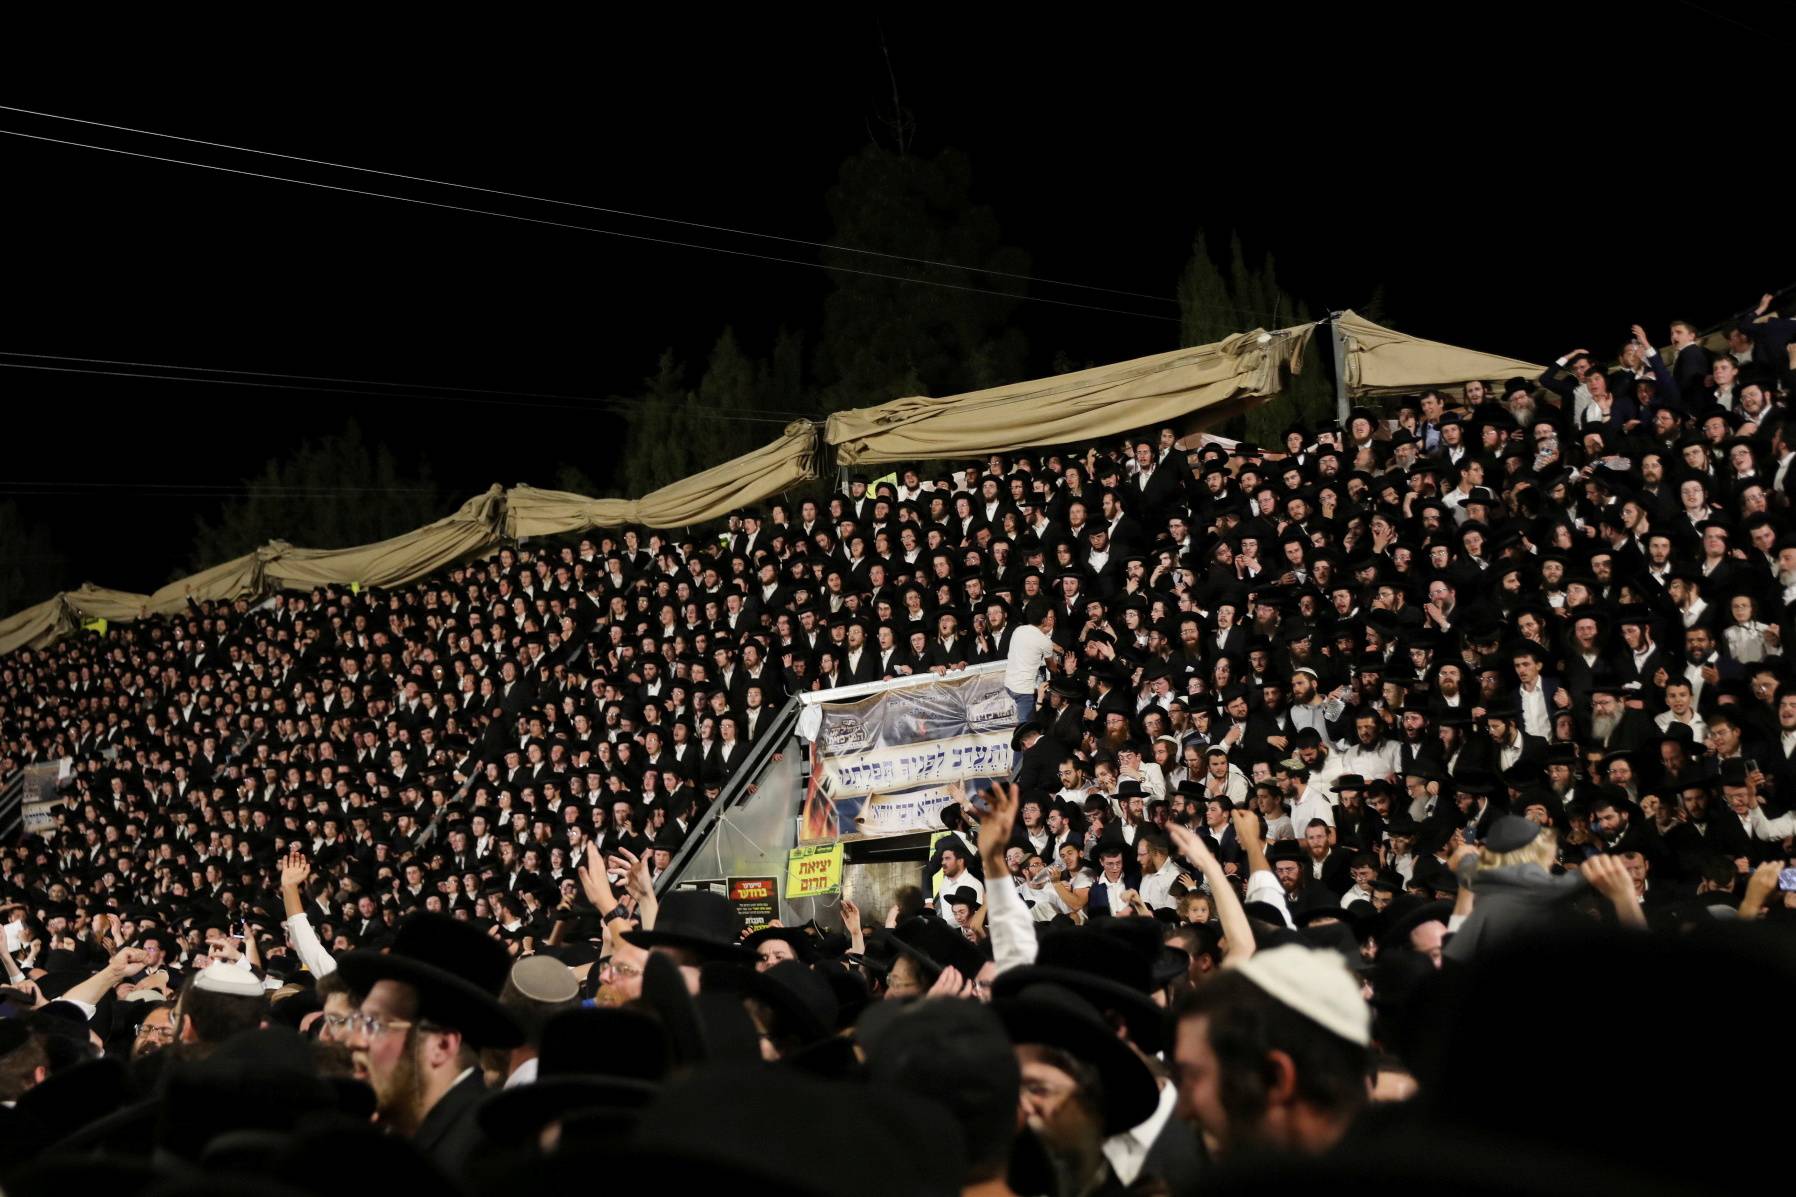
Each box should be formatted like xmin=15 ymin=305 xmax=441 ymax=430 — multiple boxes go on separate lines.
xmin=0 ymin=349 xmax=821 ymax=421
xmin=0 ymin=103 xmax=1182 ymax=307
xmin=0 ymin=356 xmax=805 ymax=425
xmin=0 ymin=125 xmax=1183 ymax=326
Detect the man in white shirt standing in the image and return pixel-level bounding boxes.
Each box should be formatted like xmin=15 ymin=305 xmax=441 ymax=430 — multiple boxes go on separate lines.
xmin=1004 ymin=599 xmax=1059 ymax=729
xmin=933 ymin=843 xmax=986 ymax=920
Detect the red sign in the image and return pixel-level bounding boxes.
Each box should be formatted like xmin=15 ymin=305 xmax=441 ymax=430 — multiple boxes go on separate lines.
xmin=728 ymin=876 xmax=779 ymax=930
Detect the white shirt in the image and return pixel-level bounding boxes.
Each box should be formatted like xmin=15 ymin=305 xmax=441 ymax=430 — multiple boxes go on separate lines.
xmin=1654 ymin=709 xmax=1707 ymax=741
xmin=1338 ymin=740 xmax=1402 ymax=780
xmin=1028 ymin=866 xmax=1091 ymax=921
xmin=1104 ymin=1081 xmax=1180 ymax=1185
xmin=1003 ymin=624 xmax=1057 ymax=696
xmin=934 ymin=869 xmax=985 ymax=918
xmin=1138 ymin=858 xmax=1183 ymax=911
xmin=1518 ymin=681 xmax=1551 ymax=740
xmin=1291 ymin=785 xmax=1336 ymax=832
xmin=1092 ymin=872 xmax=1131 ymax=914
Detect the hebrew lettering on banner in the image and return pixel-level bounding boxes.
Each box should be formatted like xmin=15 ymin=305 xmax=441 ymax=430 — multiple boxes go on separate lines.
xmin=800 ymin=668 xmax=1018 ymax=843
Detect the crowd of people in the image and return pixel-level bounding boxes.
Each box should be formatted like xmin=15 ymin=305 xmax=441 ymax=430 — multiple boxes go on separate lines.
xmin=3 ymin=304 xmax=1796 ymax=1196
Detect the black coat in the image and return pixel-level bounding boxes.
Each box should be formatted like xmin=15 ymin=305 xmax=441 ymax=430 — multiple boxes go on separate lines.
xmin=1015 ymin=734 xmax=1072 ymax=798
xmin=412 ymin=1070 xmax=490 ymax=1174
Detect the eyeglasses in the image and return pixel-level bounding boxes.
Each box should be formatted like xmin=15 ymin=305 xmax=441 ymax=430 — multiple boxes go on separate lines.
xmin=334 ymin=1013 xmax=416 ymax=1039
xmin=599 ymin=959 xmax=642 ymax=979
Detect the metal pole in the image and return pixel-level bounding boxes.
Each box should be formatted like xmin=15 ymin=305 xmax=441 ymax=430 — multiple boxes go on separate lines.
xmin=1329 ymin=311 xmax=1351 ymax=427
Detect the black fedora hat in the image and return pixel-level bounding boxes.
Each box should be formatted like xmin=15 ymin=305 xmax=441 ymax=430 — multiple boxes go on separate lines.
xmin=622 ymin=890 xmax=751 ymax=962
xmin=994 ymin=982 xmax=1160 ymax=1134
xmin=879 ymin=914 xmax=987 ymax=982
xmin=742 ymin=959 xmax=839 ymax=1047
xmin=990 ymin=925 xmax=1168 ymax=1053
xmin=477 ymin=1007 xmax=668 ymax=1144
xmin=742 ymin=924 xmax=817 ymax=963
xmin=335 ymin=912 xmax=524 ymax=1049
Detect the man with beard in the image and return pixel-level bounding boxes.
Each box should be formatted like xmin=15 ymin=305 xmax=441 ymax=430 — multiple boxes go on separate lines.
xmin=1173 ymin=944 xmax=1371 ymax=1160
xmin=1615 ymin=609 xmax=1666 ymax=691
xmin=1337 ymin=711 xmax=1401 ymax=782
xmin=1429 ymin=661 xmax=1471 ymax=719
xmin=1590 ymin=790 xmax=1665 ymax=864
xmin=1287 ymin=667 xmax=1346 ymax=739
xmin=1586 ymin=684 xmax=1654 ymax=751
xmin=339 ymin=913 xmax=525 ymax=1170
xmin=1484 ymin=705 xmax=1547 ymax=773
xmin=1559 ymin=613 xmax=1608 ymax=704
xmin=131 ymin=1001 xmax=177 ymax=1060
xmin=1396 ymin=703 xmax=1440 ymax=773
xmin=1545 ymin=744 xmax=1594 ymax=809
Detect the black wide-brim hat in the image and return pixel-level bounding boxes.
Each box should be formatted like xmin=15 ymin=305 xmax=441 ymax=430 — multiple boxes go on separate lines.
xmin=994 ymin=982 xmax=1160 ymax=1134
xmin=622 ymin=890 xmax=752 ymax=962
xmin=742 ymin=924 xmax=817 ymax=961
xmin=989 ymin=927 xmax=1168 ymax=1054
xmin=478 ymin=1075 xmax=660 ymax=1145
xmin=336 ymin=913 xmax=525 ymax=1049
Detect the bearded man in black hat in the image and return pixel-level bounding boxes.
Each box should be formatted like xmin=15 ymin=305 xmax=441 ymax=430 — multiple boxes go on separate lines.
xmin=337 ymin=913 xmax=525 ymax=1169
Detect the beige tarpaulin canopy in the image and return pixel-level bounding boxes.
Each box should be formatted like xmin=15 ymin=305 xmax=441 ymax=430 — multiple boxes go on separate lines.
xmin=0 ymin=421 xmax=817 ymax=656
xmin=1 ymin=315 xmax=1545 ymax=657
xmin=1334 ymin=310 xmax=1545 ymax=398
xmin=506 ymin=420 xmax=818 ymax=539
xmin=0 ymin=488 xmax=510 ymax=657
xmin=826 ymin=324 xmax=1317 ymax=466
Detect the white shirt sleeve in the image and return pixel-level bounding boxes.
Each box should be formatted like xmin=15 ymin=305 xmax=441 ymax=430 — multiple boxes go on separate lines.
xmin=986 ymin=876 xmax=1040 ymax=975
xmin=282 ymin=912 xmax=338 ymax=978
xmin=1749 ymin=807 xmax=1796 ymax=842
xmin=1243 ymin=869 xmax=1295 ymax=929
xmin=1139 ymin=763 xmax=1167 ymax=803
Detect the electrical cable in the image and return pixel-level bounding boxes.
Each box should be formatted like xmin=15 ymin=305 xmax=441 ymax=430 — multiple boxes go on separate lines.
xmin=0 ymin=103 xmax=1184 ymax=307
xmin=0 ymin=126 xmax=1184 ymax=325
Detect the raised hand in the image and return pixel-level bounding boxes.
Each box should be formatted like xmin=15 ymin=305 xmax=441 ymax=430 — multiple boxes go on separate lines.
xmin=1579 ymin=855 xmax=1635 ymax=903
xmin=927 ymin=965 xmax=976 ymax=1000
xmin=979 ymin=783 xmax=1021 ymax=876
xmin=280 ymin=847 xmax=310 ymax=890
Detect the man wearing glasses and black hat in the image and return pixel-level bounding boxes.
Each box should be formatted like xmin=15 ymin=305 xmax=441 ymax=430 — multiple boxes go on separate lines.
xmin=337 ymin=912 xmax=525 ymax=1169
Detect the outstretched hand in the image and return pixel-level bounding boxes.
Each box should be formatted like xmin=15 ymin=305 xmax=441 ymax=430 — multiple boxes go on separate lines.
xmin=978 ymin=783 xmax=1021 ymax=876
xmin=280 ymin=846 xmax=310 ymax=890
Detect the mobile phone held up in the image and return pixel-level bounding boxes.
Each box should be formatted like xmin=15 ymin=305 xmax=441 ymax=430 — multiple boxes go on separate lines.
xmin=1777 ymin=868 xmax=1796 ymax=894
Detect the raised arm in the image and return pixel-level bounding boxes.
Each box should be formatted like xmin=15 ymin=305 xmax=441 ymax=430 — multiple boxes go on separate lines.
xmin=280 ymin=848 xmax=337 ymax=977
xmin=1168 ymin=822 xmax=1256 ymax=961
xmin=1738 ymin=860 xmax=1783 ymax=921
xmin=580 ymin=841 xmax=621 ymax=918
xmin=977 ymin=783 xmax=1039 ymax=973
xmin=1232 ymin=808 xmax=1294 ymax=930
xmin=1580 ymin=856 xmax=1646 ymax=929
xmin=61 ymin=946 xmax=148 ymax=1011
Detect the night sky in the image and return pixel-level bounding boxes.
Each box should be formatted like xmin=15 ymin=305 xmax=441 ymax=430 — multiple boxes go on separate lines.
xmin=2 ymin=5 xmax=1782 ymax=601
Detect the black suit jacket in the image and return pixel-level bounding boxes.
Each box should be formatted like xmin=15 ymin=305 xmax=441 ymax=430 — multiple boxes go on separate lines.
xmin=413 ymin=1070 xmax=489 ymax=1173
xmin=1673 ymin=342 xmax=1710 ymax=398
xmin=1015 ymin=735 xmax=1071 ymax=797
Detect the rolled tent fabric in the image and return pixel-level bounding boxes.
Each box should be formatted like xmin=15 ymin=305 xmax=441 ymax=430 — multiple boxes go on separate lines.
xmin=0 ymin=595 xmax=78 ymax=656
xmin=59 ymin=550 xmax=272 ymax=627
xmin=1334 ymin=310 xmax=1544 ymax=397
xmin=825 ymin=325 xmax=1315 ymax=466
xmin=505 ymin=420 xmax=819 ymax=539
xmin=264 ymin=485 xmax=507 ymax=590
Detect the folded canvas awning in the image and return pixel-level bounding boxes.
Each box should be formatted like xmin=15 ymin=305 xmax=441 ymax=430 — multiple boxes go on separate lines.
xmin=506 ymin=420 xmax=817 ymax=539
xmin=1334 ymin=310 xmax=1544 ymax=398
xmin=826 ymin=324 xmax=1316 ymax=466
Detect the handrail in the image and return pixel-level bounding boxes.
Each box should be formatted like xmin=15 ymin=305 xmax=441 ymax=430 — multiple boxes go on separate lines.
xmin=654 ymin=694 xmax=802 ymax=894
xmin=0 ymin=772 xmax=25 ymax=842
